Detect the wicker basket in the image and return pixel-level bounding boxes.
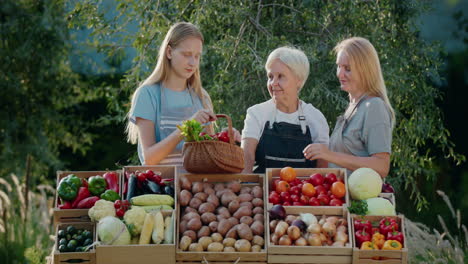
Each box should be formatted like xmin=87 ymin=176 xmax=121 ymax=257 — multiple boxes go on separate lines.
xmin=182 ymin=114 xmax=244 ymax=173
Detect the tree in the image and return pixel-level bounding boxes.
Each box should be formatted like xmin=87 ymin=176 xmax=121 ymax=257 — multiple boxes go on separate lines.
xmin=68 ymin=0 xmax=464 ymax=209
xmin=0 ymin=0 xmax=99 ymax=182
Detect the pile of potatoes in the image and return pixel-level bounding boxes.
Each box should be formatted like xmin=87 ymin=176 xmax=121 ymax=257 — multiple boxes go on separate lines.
xmin=178 ymin=176 xmax=265 ymax=252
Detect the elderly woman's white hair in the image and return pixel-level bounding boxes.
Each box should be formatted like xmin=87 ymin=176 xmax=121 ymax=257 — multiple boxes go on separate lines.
xmin=265 ymin=46 xmax=310 ymax=91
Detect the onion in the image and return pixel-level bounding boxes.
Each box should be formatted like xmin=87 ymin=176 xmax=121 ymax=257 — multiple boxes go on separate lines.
xmin=326 ymin=216 xmax=339 ymax=225
xmin=307 ymin=234 xmax=322 ymax=246
xmin=299 ymin=213 xmax=317 ymax=226
xmin=269 ymin=220 xmax=278 ymax=233
xmin=287 ymin=226 xmax=301 ymax=240
xmin=307 ymin=223 xmax=321 ymax=234
xmin=274 ymin=223 xmax=287 ymax=237
xmin=269 ymin=205 xmax=286 ymax=220
xmin=285 ymin=215 xmax=297 ymax=225
xmin=332 ymin=241 xmax=345 ymax=247
xmin=322 ymin=222 xmax=337 ymax=237
xmin=294 ymin=237 xmax=307 ymax=246
xmin=279 ymin=235 xmax=292 ymax=246
xmin=291 ymin=219 xmax=307 ymax=232
xmin=334 ymin=231 xmax=348 ymax=243
xmin=271 ymin=233 xmax=279 ymax=245
xmin=337 ymin=225 xmax=347 ymax=234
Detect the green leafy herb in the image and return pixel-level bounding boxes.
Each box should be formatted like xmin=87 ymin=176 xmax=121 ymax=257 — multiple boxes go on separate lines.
xmin=348 ymin=200 xmax=368 ymax=215
xmin=177 ymin=119 xmax=204 ymax=142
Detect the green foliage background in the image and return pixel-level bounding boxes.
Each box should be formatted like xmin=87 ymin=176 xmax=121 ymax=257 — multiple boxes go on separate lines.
xmin=67 ymin=0 xmax=464 ymax=210
xmin=1 ymin=0 xmax=467 ymax=263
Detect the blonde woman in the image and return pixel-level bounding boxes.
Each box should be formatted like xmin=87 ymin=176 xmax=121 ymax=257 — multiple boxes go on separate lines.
xmin=303 ymin=37 xmax=395 ymax=178
xmin=242 ymin=47 xmax=330 ymax=173
xmin=126 ymin=22 xmax=216 ymax=166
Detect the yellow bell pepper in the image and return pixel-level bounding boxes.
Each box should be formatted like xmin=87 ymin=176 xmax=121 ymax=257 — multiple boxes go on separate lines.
xmin=360 ymin=241 xmax=378 ymax=250
xmin=371 ymin=232 xmax=385 ymax=249
xmin=382 ymin=240 xmax=402 ymax=250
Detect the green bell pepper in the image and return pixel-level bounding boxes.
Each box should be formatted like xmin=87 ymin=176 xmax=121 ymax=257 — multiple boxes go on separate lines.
xmin=100 ymin=189 xmax=120 ymax=202
xmin=57 ymin=174 xmax=82 ymax=201
xmin=88 ymin=176 xmax=107 ymax=196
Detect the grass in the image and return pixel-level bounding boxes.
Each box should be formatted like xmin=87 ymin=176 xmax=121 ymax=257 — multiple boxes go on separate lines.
xmin=0 ymin=174 xmax=55 ymax=264
xmin=406 ymin=190 xmax=467 ymax=263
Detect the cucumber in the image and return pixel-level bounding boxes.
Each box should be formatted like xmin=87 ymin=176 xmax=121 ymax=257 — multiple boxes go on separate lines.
xmin=126 ymin=174 xmax=137 ymax=201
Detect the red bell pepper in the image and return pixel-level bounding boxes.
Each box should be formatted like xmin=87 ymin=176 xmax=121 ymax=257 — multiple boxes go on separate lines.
xmin=76 ymin=196 xmax=100 ymax=209
xmin=103 ymin=171 xmax=119 ymax=193
xmin=81 ymin=178 xmax=88 ymax=188
xmin=355 ymin=229 xmax=371 ymax=248
xmin=58 ymin=201 xmax=73 ymax=209
xmin=387 ymin=229 xmax=404 ymax=245
xmin=354 ymin=219 xmax=372 ymax=232
xmin=71 ymin=187 xmax=91 ymax=208
xmin=379 ymin=217 xmax=399 ymax=237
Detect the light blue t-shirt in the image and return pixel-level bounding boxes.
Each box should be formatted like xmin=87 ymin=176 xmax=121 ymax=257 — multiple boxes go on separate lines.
xmin=129 ymin=83 xmax=203 ymax=164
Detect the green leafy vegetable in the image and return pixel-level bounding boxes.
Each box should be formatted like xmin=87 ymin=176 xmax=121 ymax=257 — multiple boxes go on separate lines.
xmin=348 ymin=200 xmax=368 ymax=215
xmin=177 ymin=119 xmax=204 ymax=142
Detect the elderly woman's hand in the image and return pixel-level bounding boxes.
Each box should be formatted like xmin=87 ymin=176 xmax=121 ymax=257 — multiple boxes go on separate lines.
xmin=303 ymin=143 xmax=331 ymax=161
xmin=222 ymin=127 xmax=242 ymax=142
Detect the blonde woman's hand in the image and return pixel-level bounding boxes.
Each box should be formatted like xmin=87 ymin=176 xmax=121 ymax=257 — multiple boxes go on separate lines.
xmin=190 ymin=109 xmax=217 ymax=124
xmin=303 ymin=143 xmax=330 ymax=161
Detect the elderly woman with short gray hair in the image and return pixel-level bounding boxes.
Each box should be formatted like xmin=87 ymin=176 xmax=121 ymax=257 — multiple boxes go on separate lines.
xmin=242 ymin=47 xmax=329 ymax=173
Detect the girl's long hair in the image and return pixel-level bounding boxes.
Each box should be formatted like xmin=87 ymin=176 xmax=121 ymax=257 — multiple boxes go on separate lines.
xmin=334 ymin=37 xmax=395 ymax=127
xmin=126 ymin=22 xmax=212 ymax=144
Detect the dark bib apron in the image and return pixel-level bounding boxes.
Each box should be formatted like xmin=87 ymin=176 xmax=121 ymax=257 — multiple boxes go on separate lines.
xmin=253 ymin=121 xmax=317 ymax=173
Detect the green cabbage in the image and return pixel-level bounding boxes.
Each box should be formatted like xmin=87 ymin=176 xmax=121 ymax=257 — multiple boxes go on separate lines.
xmin=97 ymin=216 xmax=131 ymax=245
xmin=365 ymin=197 xmax=396 ymax=215
xmin=348 ymin=168 xmax=382 ymax=200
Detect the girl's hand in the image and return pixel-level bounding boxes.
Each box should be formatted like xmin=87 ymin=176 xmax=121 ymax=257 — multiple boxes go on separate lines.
xmin=190 ymin=109 xmax=217 ymax=124
xmin=303 ymin=143 xmax=330 ymax=161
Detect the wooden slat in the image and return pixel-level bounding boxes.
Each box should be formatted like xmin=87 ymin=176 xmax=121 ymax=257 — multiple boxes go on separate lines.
xmin=268 ymin=254 xmax=352 ymax=264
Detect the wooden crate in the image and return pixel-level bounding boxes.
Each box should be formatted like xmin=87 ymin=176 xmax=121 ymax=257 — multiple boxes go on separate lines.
xmin=267 ymin=207 xmax=353 ymax=264
xmin=53 ymin=222 xmax=96 ymax=264
xmin=96 ymin=210 xmax=176 ymax=264
xmin=176 ymin=173 xmax=267 ymax=263
xmin=54 ymin=170 xmax=121 ymax=226
xmin=122 ymin=165 xmax=177 ymax=207
xmin=266 ymin=168 xmax=349 ymax=215
xmin=351 ymin=215 xmax=407 ymax=264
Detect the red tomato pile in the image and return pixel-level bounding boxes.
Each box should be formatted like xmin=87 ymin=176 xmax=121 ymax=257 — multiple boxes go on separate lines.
xmin=268 ymin=167 xmax=346 ymax=206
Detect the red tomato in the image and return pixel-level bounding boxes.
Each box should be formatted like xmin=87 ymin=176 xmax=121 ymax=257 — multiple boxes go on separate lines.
xmin=309 ymin=197 xmax=320 ymax=206
xmin=331 ymin=181 xmax=346 ymax=198
xmin=290 ymin=194 xmax=300 ymax=203
xmin=302 ymin=183 xmax=316 ymax=197
xmin=280 ymin=192 xmax=291 ymax=203
xmin=276 ymin=181 xmax=290 ymax=193
xmin=280 ymin=167 xmax=297 ymax=182
xmin=322 ymin=183 xmax=331 ymax=191
xmin=324 ymin=173 xmax=338 ymax=184
xmin=300 ymin=195 xmax=310 ymax=205
xmin=309 ymin=173 xmax=324 ymax=186
xmin=315 ymin=185 xmax=327 ymax=196
xmin=273 ymin=179 xmax=281 ymax=191
xmin=290 ymin=186 xmax=301 ymax=196
xmin=269 ymin=192 xmax=281 ymax=204
xmin=293 ymin=202 xmax=303 ymax=206
xmin=317 ymin=194 xmax=330 ymax=205
xmin=329 ymin=198 xmax=343 ymax=206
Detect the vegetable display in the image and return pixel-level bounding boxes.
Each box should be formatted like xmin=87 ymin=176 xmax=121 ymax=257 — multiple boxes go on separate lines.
xmin=353 ymin=216 xmax=405 ymax=254
xmin=178 ymin=176 xmax=265 ymax=252
xmin=57 ymin=172 xmax=121 ymax=210
xmin=269 ymin=167 xmax=346 ymax=206
xmin=268 ymin=206 xmax=349 ymax=247
xmin=57 ymin=225 xmax=94 ymax=252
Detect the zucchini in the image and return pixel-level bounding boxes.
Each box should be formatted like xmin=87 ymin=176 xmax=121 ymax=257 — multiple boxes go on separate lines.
xmin=133 ymin=205 xmax=173 ymax=213
xmin=126 ymin=174 xmax=137 ymax=201
xmin=130 ymin=194 xmax=174 ymax=206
